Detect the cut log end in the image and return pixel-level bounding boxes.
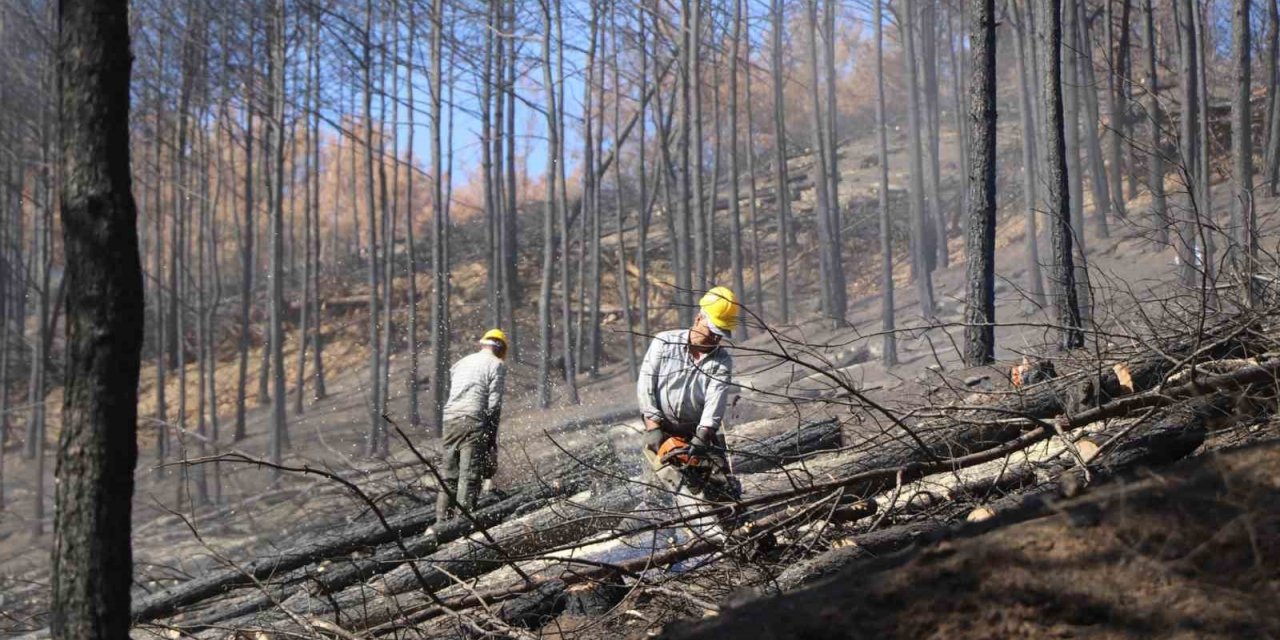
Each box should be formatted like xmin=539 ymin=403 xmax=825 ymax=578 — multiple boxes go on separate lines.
xmin=965 ymin=506 xmax=996 ymax=523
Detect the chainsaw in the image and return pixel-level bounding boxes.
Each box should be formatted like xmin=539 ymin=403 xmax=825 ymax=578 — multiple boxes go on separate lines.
xmin=643 ymin=435 xmax=741 ymax=503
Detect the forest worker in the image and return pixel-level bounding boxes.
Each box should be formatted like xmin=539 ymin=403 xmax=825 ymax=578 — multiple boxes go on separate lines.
xmin=637 ymin=287 xmax=740 ymax=510
xmin=436 ymin=329 xmax=509 ymax=522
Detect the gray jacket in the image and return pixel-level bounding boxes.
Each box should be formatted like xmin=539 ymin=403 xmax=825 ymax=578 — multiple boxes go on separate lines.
xmin=636 ymin=329 xmax=733 ymax=434
xmin=442 ymin=349 xmax=507 ymax=425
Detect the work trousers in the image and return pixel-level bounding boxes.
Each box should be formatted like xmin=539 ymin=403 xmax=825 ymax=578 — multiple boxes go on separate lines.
xmin=435 ymin=417 xmax=497 ymax=522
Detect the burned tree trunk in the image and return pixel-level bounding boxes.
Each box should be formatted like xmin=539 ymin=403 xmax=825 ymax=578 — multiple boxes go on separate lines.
xmin=1230 ymin=0 xmax=1254 ymax=296
xmin=963 ymin=0 xmax=998 ymax=366
xmin=874 ymin=0 xmax=896 ymax=365
xmin=901 ymin=0 xmax=936 ymax=319
xmin=1040 ymin=0 xmax=1084 ymax=350
xmin=1143 ymin=0 xmax=1169 ymax=246
xmin=51 ymin=0 xmax=144 ymax=635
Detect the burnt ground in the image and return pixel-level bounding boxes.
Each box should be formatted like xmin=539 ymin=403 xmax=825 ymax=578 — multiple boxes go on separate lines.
xmin=656 ymin=423 xmax=1280 ymax=640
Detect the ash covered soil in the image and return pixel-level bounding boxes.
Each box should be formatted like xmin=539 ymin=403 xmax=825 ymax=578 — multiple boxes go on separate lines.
xmin=662 ymin=429 xmax=1280 ymax=640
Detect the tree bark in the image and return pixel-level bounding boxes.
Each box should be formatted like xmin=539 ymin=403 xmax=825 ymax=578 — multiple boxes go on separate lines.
xmin=405 ymin=4 xmax=419 ymax=426
xmin=1041 ymin=0 xmax=1085 ymax=350
xmin=1011 ymin=0 xmax=1047 ymax=309
xmin=1106 ymin=0 xmax=1128 ymax=219
xmin=729 ymin=0 xmax=746 ymax=333
xmin=1143 ymin=0 xmax=1170 ymax=246
xmin=268 ymin=0 xmax=288 ymax=471
xmin=901 ymin=0 xmax=936 ymax=319
xmin=1176 ymin=0 xmax=1200 ymax=287
xmin=1266 ymin=0 xmax=1280 ymax=195
xmin=309 ymin=9 xmax=326 ymax=402
xmin=770 ymin=0 xmax=791 ymax=323
xmin=921 ymin=2 xmax=947 ymax=270
xmin=151 ymin=46 xmax=169 ymax=456
xmin=822 ymin=0 xmax=845 ymax=322
xmin=1063 ymin=0 xmax=1094 ymax=325
xmin=875 ymin=0 xmax=896 ymax=366
xmin=51 ymin=0 xmax=143 ymax=634
xmin=806 ymin=0 xmax=835 ymax=321
xmin=363 ymin=0 xmax=385 ymax=448
xmin=744 ymin=15 xmax=764 ymax=319
xmin=964 ymin=0 xmax=998 ymax=366
xmin=1076 ymin=2 xmax=1112 ymax=236
xmin=538 ymin=0 xmax=558 ymax=409
xmin=1230 ymin=0 xmax=1254 ymax=300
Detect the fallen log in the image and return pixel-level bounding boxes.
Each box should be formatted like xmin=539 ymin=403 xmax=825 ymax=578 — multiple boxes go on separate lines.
xmin=181 ymin=469 xmax=606 ymax=629
xmin=763 ymin=329 xmax=1263 ymax=504
xmin=234 ymin=484 xmax=648 ymax=632
xmin=775 ymin=395 xmax=1227 ymax=592
xmin=299 ymin=421 xmax=838 ymax=603
xmin=562 ymin=573 xmax=628 ymax=617
xmin=493 ymin=579 xmax=569 ymax=629
xmin=730 ymin=419 xmax=842 ymax=473
xmin=132 ymin=442 xmax=619 ymax=623
xmin=204 ymin=422 xmax=842 ymax=633
xmin=969 ymin=392 xmax=1227 ymax=522
xmin=358 ymin=503 xmax=811 ymax=636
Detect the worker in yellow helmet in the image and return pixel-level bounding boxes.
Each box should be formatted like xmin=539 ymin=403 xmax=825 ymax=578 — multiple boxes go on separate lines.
xmin=636 ymin=287 xmax=741 ymax=531
xmin=436 ymin=329 xmax=508 ymax=522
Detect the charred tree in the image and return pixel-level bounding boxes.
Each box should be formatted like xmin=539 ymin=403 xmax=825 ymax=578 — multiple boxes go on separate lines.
xmin=50 ymin=0 xmax=144 ymax=635
xmin=770 ymin=0 xmax=791 ymax=323
xmin=1142 ymin=0 xmax=1169 ymax=245
xmin=1040 ymin=0 xmax=1085 ymax=350
xmin=1230 ymin=0 xmax=1254 ymax=297
xmin=1011 ymin=0 xmax=1046 ymax=308
xmin=901 ymin=0 xmax=936 ymax=319
xmin=875 ymin=0 xmax=896 ymax=365
xmin=963 ymin=0 xmax=998 ymax=366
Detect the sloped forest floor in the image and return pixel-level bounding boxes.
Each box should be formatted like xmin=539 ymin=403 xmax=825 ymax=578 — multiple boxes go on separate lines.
xmin=3 ymin=118 xmax=1280 ymax=639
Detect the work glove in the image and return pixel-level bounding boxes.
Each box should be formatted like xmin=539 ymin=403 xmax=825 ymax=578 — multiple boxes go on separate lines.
xmin=643 ymin=420 xmax=666 ymax=453
xmin=691 ymin=426 xmax=725 ymax=468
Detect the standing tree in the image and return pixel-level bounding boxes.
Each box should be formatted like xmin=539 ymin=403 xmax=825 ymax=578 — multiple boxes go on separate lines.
xmin=1230 ymin=0 xmax=1254 ymax=297
xmin=233 ymin=23 xmax=255 ymax=443
xmin=1266 ymin=0 xmax=1280 ymax=195
xmin=538 ymin=0 xmax=559 ymax=409
xmin=267 ymin=0 xmax=288 ymax=469
xmin=770 ymin=0 xmax=791 ymax=323
xmin=1075 ymin=2 xmax=1111 ymax=236
xmin=51 ymin=0 xmax=144 ymax=635
xmin=1062 ymin=0 xmax=1092 ymax=320
xmin=805 ymin=0 xmax=835 ymax=320
xmin=728 ymin=0 xmax=746 ymax=329
xmin=900 ymin=0 xmax=936 ymax=319
xmin=920 ymin=2 xmax=946 ymax=269
xmin=874 ymin=0 xmax=896 ymax=365
xmin=363 ymin=0 xmax=385 ymax=448
xmin=1040 ymin=0 xmax=1085 ymax=350
xmin=1010 ymin=0 xmax=1046 ymax=308
xmin=1176 ymin=0 xmax=1200 ymax=286
xmin=964 ymin=0 xmax=998 ymax=366
xmin=430 ymin=0 xmax=452 ymax=428
xmin=1142 ymin=0 xmax=1169 ymax=245
xmin=1105 ymin=0 xmax=1128 ymax=218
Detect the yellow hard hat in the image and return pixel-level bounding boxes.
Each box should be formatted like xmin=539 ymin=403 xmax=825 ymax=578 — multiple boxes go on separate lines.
xmin=699 ymin=287 xmax=739 ymax=337
xmin=479 ymin=328 xmax=508 ymax=347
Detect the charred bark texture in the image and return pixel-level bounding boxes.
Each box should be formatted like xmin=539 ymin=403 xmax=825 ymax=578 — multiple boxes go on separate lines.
xmin=51 ymin=0 xmax=144 ymax=636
